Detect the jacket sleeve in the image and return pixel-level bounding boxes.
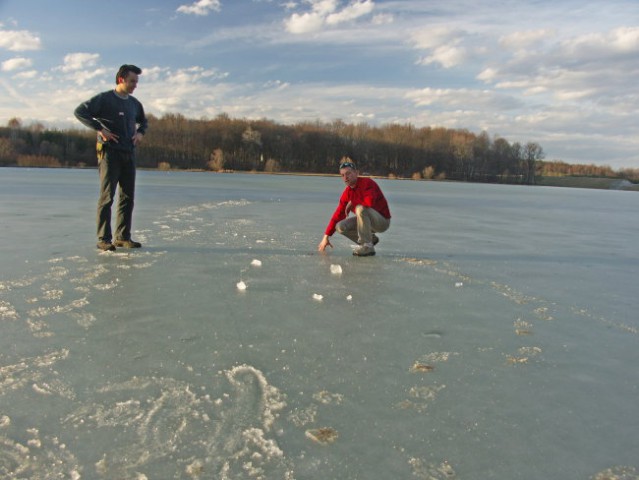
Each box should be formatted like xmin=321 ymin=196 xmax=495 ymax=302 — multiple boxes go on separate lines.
xmin=324 ymin=189 xmax=350 ymax=236
xmin=135 ymin=99 xmax=148 ymax=135
xmin=74 ymin=93 xmax=105 ymax=131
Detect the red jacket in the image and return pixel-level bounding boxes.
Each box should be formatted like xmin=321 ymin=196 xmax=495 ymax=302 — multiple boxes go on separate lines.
xmin=325 ymin=177 xmax=391 ymax=236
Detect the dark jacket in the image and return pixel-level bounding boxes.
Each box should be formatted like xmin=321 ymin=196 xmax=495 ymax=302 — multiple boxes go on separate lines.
xmin=74 ymin=90 xmax=147 ymax=152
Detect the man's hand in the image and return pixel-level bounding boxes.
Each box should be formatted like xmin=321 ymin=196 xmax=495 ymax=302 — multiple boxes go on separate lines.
xmin=99 ymin=128 xmax=119 ymax=143
xmin=318 ymin=235 xmax=333 ymax=252
xmin=345 ymin=201 xmax=353 ymax=215
xmin=133 ymin=131 xmax=144 ymax=146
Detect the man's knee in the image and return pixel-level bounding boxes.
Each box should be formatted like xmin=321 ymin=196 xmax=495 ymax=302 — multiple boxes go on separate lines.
xmin=354 ymin=204 xmax=366 ymax=216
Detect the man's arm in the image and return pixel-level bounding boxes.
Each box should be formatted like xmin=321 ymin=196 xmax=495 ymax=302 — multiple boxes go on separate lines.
xmin=133 ymin=99 xmax=147 ymax=147
xmin=74 ymin=94 xmax=104 ymax=132
xmin=318 ymin=189 xmax=350 ymax=252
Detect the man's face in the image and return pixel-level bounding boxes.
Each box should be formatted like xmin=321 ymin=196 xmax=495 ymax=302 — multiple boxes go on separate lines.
xmin=340 ymin=167 xmax=358 ymax=187
xmin=118 ymin=72 xmax=139 ymax=94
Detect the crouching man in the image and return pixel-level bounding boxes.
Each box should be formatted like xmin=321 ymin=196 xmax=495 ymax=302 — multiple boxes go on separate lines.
xmin=318 ymin=158 xmax=391 ymax=256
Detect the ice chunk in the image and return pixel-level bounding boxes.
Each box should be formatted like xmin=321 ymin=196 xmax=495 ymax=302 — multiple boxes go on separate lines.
xmin=455 ymin=282 xmax=463 ymax=288
xmin=346 ymin=295 xmax=353 ymax=301
xmin=251 ymin=259 xmax=262 ymax=267
xmin=312 ymin=294 xmax=323 ymax=301
xmin=330 ymin=264 xmax=342 ymax=275
xmin=236 ymin=281 xmax=247 ymax=291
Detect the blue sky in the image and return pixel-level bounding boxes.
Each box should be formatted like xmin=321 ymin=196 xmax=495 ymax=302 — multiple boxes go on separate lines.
xmin=1 ymin=0 xmax=638 ymax=169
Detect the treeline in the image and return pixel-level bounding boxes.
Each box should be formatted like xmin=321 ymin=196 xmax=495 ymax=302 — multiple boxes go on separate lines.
xmin=1 ymin=115 xmax=637 ymax=184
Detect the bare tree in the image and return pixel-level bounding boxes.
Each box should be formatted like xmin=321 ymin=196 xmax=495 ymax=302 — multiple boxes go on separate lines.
xmin=522 ymin=142 xmax=544 ymax=185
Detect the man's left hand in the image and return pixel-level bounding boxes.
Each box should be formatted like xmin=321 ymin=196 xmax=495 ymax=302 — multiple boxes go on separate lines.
xmin=133 ymin=132 xmax=144 ymax=146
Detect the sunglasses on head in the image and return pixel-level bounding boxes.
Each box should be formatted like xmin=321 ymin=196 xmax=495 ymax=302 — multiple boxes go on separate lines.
xmin=339 ymin=162 xmax=356 ymax=170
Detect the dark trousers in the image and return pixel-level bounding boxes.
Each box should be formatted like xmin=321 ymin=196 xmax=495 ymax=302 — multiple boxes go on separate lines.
xmin=97 ymin=148 xmax=136 ymax=242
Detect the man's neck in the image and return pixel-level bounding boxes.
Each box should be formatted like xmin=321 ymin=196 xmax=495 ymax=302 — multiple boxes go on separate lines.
xmin=114 ymin=86 xmax=129 ymax=99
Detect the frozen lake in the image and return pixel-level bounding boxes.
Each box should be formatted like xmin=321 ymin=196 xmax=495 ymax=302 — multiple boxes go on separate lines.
xmin=1 ymin=167 xmax=638 ymax=479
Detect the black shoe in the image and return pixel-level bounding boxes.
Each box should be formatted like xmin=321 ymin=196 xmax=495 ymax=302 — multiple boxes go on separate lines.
xmin=97 ymin=241 xmax=116 ymax=251
xmin=372 ymin=234 xmax=379 ymax=245
xmin=114 ymin=239 xmax=142 ymax=248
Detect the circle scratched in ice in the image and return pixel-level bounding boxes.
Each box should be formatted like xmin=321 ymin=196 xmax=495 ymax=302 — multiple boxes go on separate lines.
xmin=63 ymin=365 xmax=292 ymax=479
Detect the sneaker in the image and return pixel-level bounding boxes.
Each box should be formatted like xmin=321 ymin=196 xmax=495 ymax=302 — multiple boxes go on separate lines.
xmin=353 ymin=245 xmax=376 ymax=257
xmin=114 ymin=239 xmax=142 ymax=248
xmin=372 ymin=234 xmax=379 ymax=245
xmin=97 ymin=241 xmax=116 ymax=251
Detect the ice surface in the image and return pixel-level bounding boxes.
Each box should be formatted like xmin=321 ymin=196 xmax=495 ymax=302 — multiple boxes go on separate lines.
xmin=1 ymin=168 xmax=638 ymax=479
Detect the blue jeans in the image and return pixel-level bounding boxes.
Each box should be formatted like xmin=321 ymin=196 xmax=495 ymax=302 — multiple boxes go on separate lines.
xmin=97 ymin=148 xmax=136 ymax=242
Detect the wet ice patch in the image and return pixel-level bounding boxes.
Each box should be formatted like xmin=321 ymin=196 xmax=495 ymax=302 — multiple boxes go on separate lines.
xmin=0 ymin=300 xmax=19 ymax=320
xmin=397 ymin=385 xmax=446 ymax=413
xmin=42 ymin=289 xmax=64 ymax=300
xmin=506 ymin=346 xmax=542 ymax=365
xmin=408 ymin=458 xmax=457 ymax=480
xmin=0 ymin=349 xmax=70 ymax=397
xmin=94 ymin=280 xmax=119 ymax=291
xmin=312 ymin=390 xmax=343 ymax=405
xmin=0 ymin=426 xmax=80 ymax=479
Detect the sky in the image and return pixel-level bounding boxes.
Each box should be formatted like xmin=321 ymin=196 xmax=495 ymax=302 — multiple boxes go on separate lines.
xmin=1 ymin=0 xmax=638 ymax=169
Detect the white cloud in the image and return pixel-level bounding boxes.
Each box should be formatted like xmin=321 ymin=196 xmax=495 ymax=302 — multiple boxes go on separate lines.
xmin=411 ymin=26 xmax=463 ymax=50
xmin=285 ymin=12 xmax=325 ymax=34
xmin=326 ymin=0 xmax=374 ymax=25
xmin=499 ymin=29 xmax=555 ymax=50
xmin=285 ymin=0 xmax=375 ymax=34
xmin=177 ymin=0 xmax=222 ymax=16
xmin=559 ymin=26 xmax=639 ymax=60
xmin=59 ymin=53 xmax=100 ymax=72
xmin=418 ymin=45 xmax=467 ymax=68
xmin=309 ymin=0 xmax=339 ymax=16
xmin=14 ymin=70 xmax=38 ymax=80
xmin=411 ymin=26 xmax=470 ymax=68
xmin=480 ymin=25 xmax=639 ymax=111
xmin=0 ymin=28 xmax=41 ymax=51
xmin=372 ymin=13 xmax=393 ymax=25
xmin=171 ymin=66 xmax=228 ymax=83
xmin=405 ymin=87 xmax=523 ymax=111
xmin=1 ymin=57 xmax=32 ymax=71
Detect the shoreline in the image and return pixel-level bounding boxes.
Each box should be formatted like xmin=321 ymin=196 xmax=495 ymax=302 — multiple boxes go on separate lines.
xmin=1 ymin=165 xmax=637 ymax=191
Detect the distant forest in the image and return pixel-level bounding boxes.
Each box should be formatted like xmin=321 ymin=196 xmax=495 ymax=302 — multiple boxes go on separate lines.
xmin=1 ymin=115 xmax=637 ymax=184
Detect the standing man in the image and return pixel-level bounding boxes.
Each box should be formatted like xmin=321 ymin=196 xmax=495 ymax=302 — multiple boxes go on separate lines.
xmin=75 ymin=64 xmax=148 ymax=251
xmin=318 ymin=158 xmax=391 ymax=256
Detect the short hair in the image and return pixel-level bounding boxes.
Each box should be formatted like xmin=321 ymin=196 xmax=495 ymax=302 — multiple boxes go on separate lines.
xmin=115 ymin=64 xmax=142 ymax=84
